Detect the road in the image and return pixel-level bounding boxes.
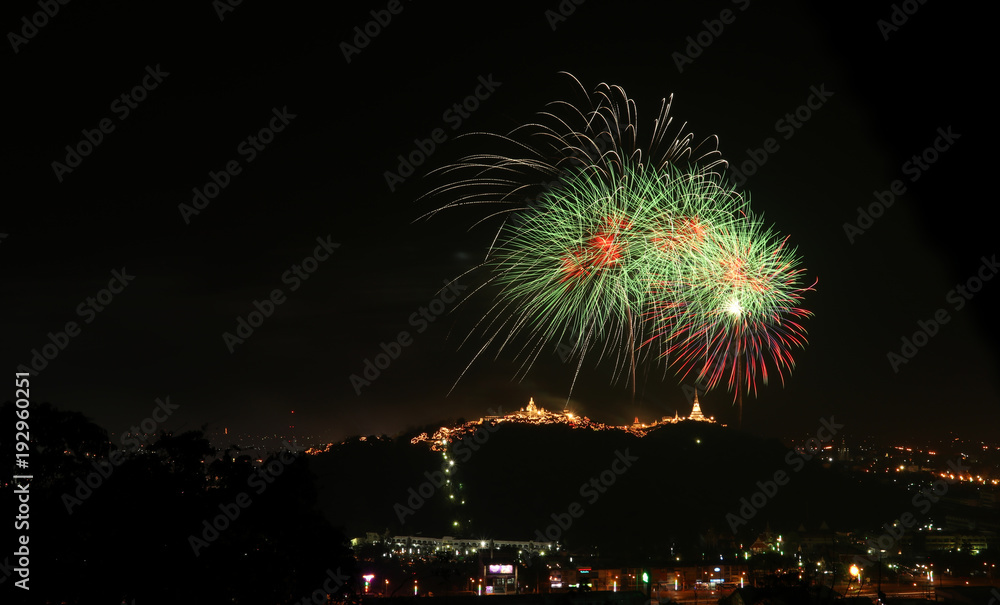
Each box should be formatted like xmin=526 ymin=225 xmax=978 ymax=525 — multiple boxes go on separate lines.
xmin=656 ymin=576 xmax=997 ymax=603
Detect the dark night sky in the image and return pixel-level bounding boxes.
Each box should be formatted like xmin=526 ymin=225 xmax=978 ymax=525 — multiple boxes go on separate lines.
xmin=4 ymin=1 xmax=997 ymax=444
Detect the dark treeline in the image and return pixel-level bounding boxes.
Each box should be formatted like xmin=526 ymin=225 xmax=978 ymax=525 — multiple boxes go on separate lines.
xmin=2 ymin=401 xmax=356 ymax=604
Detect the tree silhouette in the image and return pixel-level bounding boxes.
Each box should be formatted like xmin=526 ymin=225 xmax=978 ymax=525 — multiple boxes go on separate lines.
xmin=2 ymin=401 xmax=355 ymax=604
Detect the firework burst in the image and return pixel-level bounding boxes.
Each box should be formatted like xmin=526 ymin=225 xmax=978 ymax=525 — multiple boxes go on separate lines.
xmin=424 ymin=73 xmax=814 ymax=401
xmin=651 ymin=217 xmax=816 ymax=395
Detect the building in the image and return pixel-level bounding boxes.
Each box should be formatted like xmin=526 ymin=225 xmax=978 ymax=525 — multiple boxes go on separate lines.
xmin=661 ymin=392 xmax=718 ymax=424
xmin=923 ymin=532 xmax=990 ymax=554
xmin=484 ymin=562 xmax=518 ymax=594
xmin=412 ymin=393 xmax=723 ymax=453
xmin=387 ymin=536 xmax=555 ymax=560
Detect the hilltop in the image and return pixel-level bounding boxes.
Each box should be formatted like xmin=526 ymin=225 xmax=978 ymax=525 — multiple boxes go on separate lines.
xmin=308 ymin=401 xmax=908 ymax=558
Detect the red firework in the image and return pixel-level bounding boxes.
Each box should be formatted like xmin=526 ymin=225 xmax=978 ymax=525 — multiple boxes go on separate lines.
xmin=559 ymin=215 xmax=632 ymax=283
xmin=651 ymin=215 xmax=708 ymax=254
xmin=719 ymin=250 xmax=770 ymax=293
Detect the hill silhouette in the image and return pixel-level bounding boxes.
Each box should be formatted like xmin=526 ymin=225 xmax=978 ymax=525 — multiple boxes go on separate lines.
xmin=311 ymin=419 xmax=910 ymax=558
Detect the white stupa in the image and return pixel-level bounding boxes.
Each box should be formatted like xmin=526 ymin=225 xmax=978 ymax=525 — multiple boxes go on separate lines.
xmin=526 ymin=397 xmax=540 ymax=414
xmin=689 ymin=392 xmax=707 ymax=421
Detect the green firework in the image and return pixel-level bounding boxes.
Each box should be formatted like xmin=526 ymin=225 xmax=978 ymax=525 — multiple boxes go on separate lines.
xmin=426 ymin=74 xmax=815 ymax=399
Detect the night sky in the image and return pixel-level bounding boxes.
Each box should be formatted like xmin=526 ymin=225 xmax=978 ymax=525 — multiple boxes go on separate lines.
xmin=5 ymin=1 xmax=997 ymax=444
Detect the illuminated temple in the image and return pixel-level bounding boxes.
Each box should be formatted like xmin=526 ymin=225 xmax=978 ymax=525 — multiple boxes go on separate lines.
xmin=410 ymin=394 xmax=720 ymax=451
xmin=662 ymin=391 xmax=714 ymax=424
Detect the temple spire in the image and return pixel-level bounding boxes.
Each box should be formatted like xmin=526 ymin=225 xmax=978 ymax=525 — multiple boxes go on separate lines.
xmin=689 ymin=392 xmax=706 ymax=421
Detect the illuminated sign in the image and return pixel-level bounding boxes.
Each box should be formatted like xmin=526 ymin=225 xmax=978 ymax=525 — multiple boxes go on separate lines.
xmin=488 ymin=564 xmax=514 ymax=574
